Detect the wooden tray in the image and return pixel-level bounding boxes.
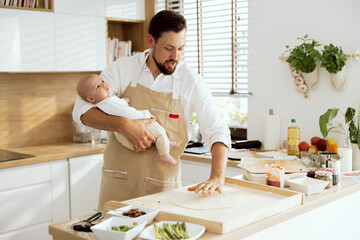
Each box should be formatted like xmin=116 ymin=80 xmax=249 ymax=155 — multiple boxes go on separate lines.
xmin=118 ymin=178 xmax=303 ymax=235
xmin=237 ymin=159 xmax=308 ymax=174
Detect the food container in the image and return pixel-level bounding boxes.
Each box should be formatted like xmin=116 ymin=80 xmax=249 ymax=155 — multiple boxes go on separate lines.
xmin=265 ymin=164 xmax=285 ymax=188
xmin=107 ymin=205 xmax=159 ymax=225
xmin=315 ymin=170 xmax=333 ymax=189
xmin=243 ymin=170 xmax=306 ymax=187
xmin=90 ymin=217 xmax=146 ymax=240
xmin=322 ymin=167 xmax=339 ymax=185
xmin=286 ymin=177 xmax=329 ymax=195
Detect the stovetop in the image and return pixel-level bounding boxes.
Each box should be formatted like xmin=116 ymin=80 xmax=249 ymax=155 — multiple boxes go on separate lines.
xmin=0 ymin=149 xmax=35 ymax=162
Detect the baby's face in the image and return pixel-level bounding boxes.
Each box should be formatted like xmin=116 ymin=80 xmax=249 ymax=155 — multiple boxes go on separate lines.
xmin=86 ymin=75 xmax=112 ymax=103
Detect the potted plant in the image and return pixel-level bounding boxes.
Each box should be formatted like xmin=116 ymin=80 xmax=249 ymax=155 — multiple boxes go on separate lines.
xmin=285 ymin=34 xmax=322 ymax=90
xmin=319 ymin=107 xmax=360 ymax=170
xmin=320 ymin=43 xmax=348 ymax=91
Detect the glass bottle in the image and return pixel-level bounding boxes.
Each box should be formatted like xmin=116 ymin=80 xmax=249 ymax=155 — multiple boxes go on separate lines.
xmin=327 ymin=125 xmax=352 ymax=172
xmin=287 ymin=119 xmax=300 ymax=157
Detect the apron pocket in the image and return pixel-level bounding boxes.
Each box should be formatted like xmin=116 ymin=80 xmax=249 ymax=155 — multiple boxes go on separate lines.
xmin=144 ymin=177 xmax=179 ymax=194
xmin=102 ymin=168 xmax=128 ymax=179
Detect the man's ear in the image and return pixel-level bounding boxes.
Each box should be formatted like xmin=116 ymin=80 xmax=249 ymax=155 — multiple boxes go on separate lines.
xmin=146 ymin=34 xmax=155 ymax=48
xmin=86 ymin=96 xmax=95 ymax=103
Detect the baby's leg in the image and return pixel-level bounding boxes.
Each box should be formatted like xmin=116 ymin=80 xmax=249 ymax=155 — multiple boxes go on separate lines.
xmin=146 ymin=122 xmax=178 ymax=166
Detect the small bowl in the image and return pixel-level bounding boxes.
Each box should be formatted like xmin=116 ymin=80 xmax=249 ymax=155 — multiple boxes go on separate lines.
xmin=286 ymin=177 xmax=328 ymax=195
xmin=107 ymin=205 xmax=159 ymax=224
xmin=90 ymin=217 xmax=146 ymax=240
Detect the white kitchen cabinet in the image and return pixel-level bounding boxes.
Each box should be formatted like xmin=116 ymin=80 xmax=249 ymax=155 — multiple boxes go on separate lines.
xmin=68 ymin=153 xmax=104 ymax=218
xmin=0 ymin=9 xmax=56 ymax=72
xmin=54 ymin=0 xmax=105 ymax=17
xmin=105 ymin=0 xmax=145 ymax=20
xmin=0 ymin=160 xmax=69 ymax=240
xmin=54 ymin=13 xmax=106 ymax=71
xmin=181 ymin=159 xmax=244 ymax=186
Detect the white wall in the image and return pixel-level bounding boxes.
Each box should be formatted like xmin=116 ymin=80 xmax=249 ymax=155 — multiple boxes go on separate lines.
xmin=248 ymin=0 xmax=360 ymax=144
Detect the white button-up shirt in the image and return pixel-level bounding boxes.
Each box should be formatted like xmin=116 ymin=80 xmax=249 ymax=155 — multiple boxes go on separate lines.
xmin=73 ymin=50 xmax=231 ymax=149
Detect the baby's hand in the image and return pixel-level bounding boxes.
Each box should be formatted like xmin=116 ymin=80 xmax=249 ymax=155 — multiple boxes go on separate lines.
xmin=122 ymin=97 xmax=130 ymax=104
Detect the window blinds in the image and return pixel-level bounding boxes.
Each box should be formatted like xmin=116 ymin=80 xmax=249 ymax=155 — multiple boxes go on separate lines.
xmin=155 ymin=0 xmax=249 ymax=96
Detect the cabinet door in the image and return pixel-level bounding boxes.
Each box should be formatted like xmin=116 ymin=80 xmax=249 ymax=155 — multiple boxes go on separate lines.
xmin=69 ymin=154 xmax=104 ymax=218
xmin=54 ymin=0 xmax=105 ymax=17
xmin=0 ymin=9 xmax=56 ymax=71
xmin=54 ymin=13 xmax=106 ymax=71
xmin=105 ymin=0 xmax=145 ymax=20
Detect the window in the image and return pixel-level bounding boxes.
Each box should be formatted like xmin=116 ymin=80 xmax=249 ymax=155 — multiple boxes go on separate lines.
xmin=156 ymin=0 xmax=248 ymax=129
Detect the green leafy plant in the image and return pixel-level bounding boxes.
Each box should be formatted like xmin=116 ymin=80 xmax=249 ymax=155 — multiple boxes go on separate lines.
xmin=319 ymin=107 xmax=360 ymax=149
xmin=285 ymin=34 xmax=321 ymax=73
xmin=320 ymin=43 xmax=347 ymax=74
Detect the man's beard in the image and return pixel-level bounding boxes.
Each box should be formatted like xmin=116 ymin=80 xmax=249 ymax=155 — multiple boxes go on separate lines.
xmin=152 ymin=46 xmax=178 ymax=75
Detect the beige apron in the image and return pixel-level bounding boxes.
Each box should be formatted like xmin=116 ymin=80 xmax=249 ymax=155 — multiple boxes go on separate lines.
xmin=98 ymin=53 xmax=188 ymax=208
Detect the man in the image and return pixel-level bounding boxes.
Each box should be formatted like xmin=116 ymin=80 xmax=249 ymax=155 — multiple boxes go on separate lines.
xmin=73 ymin=10 xmax=231 ymax=208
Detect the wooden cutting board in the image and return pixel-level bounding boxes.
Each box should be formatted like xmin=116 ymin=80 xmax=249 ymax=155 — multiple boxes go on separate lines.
xmin=237 ymin=159 xmax=308 ymax=174
xmin=118 ymin=178 xmax=303 ymax=235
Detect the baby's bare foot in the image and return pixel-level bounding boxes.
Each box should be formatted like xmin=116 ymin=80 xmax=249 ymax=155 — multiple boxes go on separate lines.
xmin=159 ymin=154 xmax=178 ymax=166
xmin=169 ymin=141 xmax=182 ymax=149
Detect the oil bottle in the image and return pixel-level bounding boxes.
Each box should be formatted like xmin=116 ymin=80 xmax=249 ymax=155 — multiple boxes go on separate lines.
xmin=287 ymin=118 xmax=300 ymax=157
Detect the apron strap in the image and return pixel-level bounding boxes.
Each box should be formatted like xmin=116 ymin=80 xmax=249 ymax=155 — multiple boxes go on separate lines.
xmin=130 ymin=49 xmax=151 ymax=87
xmin=172 ymin=77 xmax=180 ymax=100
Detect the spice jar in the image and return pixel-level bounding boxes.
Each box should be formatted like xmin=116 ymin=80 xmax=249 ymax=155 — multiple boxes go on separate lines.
xmin=315 ymin=170 xmax=333 ymax=189
xmin=322 ymin=167 xmax=339 ymax=186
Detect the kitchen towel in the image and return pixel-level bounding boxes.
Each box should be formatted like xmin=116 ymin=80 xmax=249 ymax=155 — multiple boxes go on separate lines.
xmin=263 ymin=109 xmax=281 ymax=150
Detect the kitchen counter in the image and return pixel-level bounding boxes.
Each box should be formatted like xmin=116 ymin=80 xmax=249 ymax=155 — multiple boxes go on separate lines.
xmin=0 ymin=142 xmax=106 ymax=169
xmin=0 ymin=143 xmax=240 ymax=169
xmin=49 ymin=174 xmax=360 ymax=240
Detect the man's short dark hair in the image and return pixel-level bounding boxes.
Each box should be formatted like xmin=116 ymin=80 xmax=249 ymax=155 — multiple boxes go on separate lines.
xmin=148 ymin=10 xmax=187 ymax=42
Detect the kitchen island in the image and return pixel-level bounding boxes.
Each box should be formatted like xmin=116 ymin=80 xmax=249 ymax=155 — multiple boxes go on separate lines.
xmin=49 ymin=174 xmax=360 ymax=240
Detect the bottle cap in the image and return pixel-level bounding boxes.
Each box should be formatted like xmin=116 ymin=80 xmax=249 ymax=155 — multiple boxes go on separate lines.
xmin=269 ymin=109 xmax=274 ymax=115
xmin=291 ymin=119 xmax=296 ymax=123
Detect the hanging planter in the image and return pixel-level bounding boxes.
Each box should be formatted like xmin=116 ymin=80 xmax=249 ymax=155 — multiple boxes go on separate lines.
xmin=302 ymin=64 xmax=320 ymax=90
xmin=320 ymin=43 xmax=348 ymax=91
xmin=284 ymin=34 xmax=321 ymax=96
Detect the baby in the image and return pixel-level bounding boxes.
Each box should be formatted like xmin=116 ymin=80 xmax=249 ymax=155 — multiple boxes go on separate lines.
xmin=77 ymin=74 xmax=180 ymax=166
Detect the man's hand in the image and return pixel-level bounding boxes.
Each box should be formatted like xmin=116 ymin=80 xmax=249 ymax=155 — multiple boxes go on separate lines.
xmin=187 ymin=176 xmax=225 ymax=194
xmin=122 ymin=118 xmax=157 ymax=151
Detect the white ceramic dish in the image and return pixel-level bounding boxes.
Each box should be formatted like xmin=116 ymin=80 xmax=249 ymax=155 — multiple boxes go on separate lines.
xmin=107 ymin=205 xmax=159 ymax=224
xmin=286 ymin=177 xmax=328 ymax=195
xmin=90 ymin=217 xmax=146 ymax=240
xmin=244 ymin=170 xmax=307 ymax=187
xmin=139 ymin=221 xmax=206 ymax=240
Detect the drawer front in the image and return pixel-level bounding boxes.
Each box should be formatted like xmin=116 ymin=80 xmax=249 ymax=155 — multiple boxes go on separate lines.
xmin=0 ymin=221 xmax=51 ymax=240
xmin=0 ymin=183 xmax=52 ymax=233
xmin=0 ymin=162 xmax=51 ymax=192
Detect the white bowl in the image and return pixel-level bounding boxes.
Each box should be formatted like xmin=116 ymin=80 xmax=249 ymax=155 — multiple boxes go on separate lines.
xmin=286 ymin=177 xmax=328 ymax=195
xmin=139 ymin=221 xmax=205 ymax=240
xmin=107 ymin=205 xmax=159 ymax=224
xmin=244 ymin=170 xmax=307 ymax=186
xmin=90 ymin=217 xmax=146 ymax=240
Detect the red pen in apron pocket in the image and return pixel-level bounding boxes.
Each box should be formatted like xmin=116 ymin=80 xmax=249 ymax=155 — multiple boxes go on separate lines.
xmin=169 ymin=113 xmax=179 ymax=119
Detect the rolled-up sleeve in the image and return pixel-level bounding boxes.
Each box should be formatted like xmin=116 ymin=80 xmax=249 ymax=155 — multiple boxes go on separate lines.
xmin=190 ymin=76 xmax=232 ymax=150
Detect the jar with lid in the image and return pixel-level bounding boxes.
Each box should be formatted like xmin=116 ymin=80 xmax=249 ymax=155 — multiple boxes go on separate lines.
xmin=327 ymin=124 xmax=352 ymax=172
xmin=322 ymin=167 xmax=339 ymax=186
xmin=315 ymin=170 xmax=333 ymax=189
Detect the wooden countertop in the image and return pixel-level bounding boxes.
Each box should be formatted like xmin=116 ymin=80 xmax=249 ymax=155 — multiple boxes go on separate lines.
xmin=49 ymin=175 xmax=360 ymax=240
xmin=0 ymin=142 xmax=106 ymax=169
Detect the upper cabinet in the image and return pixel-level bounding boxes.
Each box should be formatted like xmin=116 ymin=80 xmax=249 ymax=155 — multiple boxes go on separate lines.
xmin=105 ymin=0 xmax=145 ymax=20
xmin=54 ymin=13 xmax=106 ymax=71
xmin=54 ymin=0 xmax=105 ymax=17
xmin=0 ymin=9 xmax=56 ymax=72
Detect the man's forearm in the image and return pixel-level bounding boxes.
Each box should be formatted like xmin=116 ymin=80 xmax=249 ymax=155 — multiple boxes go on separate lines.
xmin=80 ymin=107 xmax=128 ymax=133
xmin=210 ymin=142 xmax=229 ymax=180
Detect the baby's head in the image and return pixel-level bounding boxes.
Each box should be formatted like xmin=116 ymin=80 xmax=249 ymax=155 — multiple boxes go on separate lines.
xmin=77 ymin=74 xmax=112 ymax=104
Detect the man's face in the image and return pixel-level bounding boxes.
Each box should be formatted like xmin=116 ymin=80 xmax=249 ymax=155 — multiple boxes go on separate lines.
xmin=151 ymin=29 xmax=186 ymax=75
